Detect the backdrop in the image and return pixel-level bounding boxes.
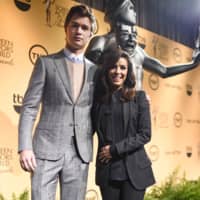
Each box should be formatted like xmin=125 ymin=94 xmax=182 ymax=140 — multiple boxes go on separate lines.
xmin=0 ymin=1 xmax=200 ymax=200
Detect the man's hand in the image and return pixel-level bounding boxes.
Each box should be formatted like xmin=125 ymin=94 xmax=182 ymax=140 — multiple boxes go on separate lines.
xmin=19 ymin=150 xmax=37 ymax=172
xmin=98 ymin=145 xmax=112 ymax=163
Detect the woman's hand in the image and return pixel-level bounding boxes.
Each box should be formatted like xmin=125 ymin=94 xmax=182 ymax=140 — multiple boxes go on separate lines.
xmin=98 ymin=145 xmax=112 ymax=163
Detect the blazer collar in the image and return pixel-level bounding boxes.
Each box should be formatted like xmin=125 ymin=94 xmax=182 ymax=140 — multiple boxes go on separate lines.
xmin=54 ymin=49 xmax=90 ymax=104
xmin=53 ymin=50 xmax=73 ymax=103
xmin=76 ymin=59 xmax=90 ymax=104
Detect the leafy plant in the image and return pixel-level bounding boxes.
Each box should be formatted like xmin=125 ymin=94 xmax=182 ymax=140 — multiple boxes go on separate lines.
xmin=0 ymin=189 xmax=29 ymax=200
xmin=0 ymin=194 xmax=5 ymax=200
xmin=144 ymin=168 xmax=200 ymax=200
xmin=18 ymin=189 xmax=29 ymax=200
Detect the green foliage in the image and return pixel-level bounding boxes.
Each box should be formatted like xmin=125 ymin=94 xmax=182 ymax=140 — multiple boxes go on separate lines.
xmin=0 ymin=189 xmax=29 ymax=200
xmin=0 ymin=194 xmax=5 ymax=200
xmin=18 ymin=189 xmax=29 ymax=200
xmin=144 ymin=168 xmax=200 ymax=200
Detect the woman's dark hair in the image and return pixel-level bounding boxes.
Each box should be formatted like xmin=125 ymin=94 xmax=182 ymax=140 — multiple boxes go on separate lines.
xmin=95 ymin=46 xmax=136 ymax=103
xmin=64 ymin=4 xmax=97 ymax=33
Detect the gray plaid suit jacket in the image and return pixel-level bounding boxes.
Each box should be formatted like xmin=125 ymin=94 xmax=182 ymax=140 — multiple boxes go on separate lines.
xmin=18 ymin=50 xmax=97 ymax=162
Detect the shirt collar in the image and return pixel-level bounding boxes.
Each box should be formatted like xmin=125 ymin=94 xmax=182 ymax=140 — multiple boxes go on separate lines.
xmin=64 ymin=48 xmax=84 ymax=64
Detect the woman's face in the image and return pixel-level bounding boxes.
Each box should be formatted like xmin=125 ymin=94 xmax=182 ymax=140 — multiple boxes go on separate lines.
xmin=108 ymin=57 xmax=128 ymax=90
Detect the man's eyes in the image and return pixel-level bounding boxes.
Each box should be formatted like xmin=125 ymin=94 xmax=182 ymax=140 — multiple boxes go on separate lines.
xmin=71 ymin=23 xmax=90 ymax=31
xmin=81 ymin=25 xmax=90 ymax=31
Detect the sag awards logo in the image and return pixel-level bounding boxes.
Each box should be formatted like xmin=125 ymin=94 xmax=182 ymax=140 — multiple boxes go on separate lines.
xmin=152 ymin=107 xmax=159 ymax=128
xmin=152 ymin=107 xmax=169 ymax=129
xmin=0 ymin=39 xmax=14 ymax=66
xmin=186 ymin=118 xmax=200 ymax=124
xmin=173 ymin=47 xmax=182 ymax=63
xmin=42 ymin=2 xmax=99 ymax=32
xmin=164 ymin=82 xmax=182 ymax=91
xmin=148 ymin=73 xmax=159 ymax=90
xmin=14 ymin=0 xmax=31 ymax=11
xmin=42 ymin=1 xmax=67 ymax=27
xmin=137 ymin=34 xmax=146 ymax=49
xmin=157 ymin=112 xmax=169 ymax=128
xmin=148 ymin=145 xmax=159 ymax=162
xmin=173 ymin=112 xmax=183 ymax=128
xmin=0 ymin=147 xmax=13 ymax=173
xmin=13 ymin=93 xmax=23 ymax=114
xmin=151 ymin=36 xmax=169 ymax=61
xmin=186 ymin=84 xmax=193 ymax=96
xmin=29 ymin=44 xmax=48 ymax=65
xmin=86 ymin=189 xmax=99 ymax=200
xmin=197 ymin=143 xmax=200 ymax=160
xmin=186 ymin=146 xmax=193 ymax=158
xmin=165 ymin=149 xmax=181 ymax=156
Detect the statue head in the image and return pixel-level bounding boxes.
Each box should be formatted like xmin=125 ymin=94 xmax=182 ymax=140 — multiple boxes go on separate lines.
xmin=114 ymin=23 xmax=137 ymax=55
xmin=105 ymin=0 xmax=136 ymax=27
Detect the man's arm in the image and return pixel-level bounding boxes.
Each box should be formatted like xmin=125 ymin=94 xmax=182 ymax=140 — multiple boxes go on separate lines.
xmin=18 ymin=57 xmax=46 ymax=172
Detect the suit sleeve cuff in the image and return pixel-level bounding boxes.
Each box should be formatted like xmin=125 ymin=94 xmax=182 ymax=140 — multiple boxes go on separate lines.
xmin=110 ymin=145 xmax=119 ymax=158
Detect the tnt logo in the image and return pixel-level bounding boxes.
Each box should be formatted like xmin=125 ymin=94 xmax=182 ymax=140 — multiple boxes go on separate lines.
xmin=29 ymin=44 xmax=48 ymax=65
xmin=148 ymin=73 xmax=159 ymax=90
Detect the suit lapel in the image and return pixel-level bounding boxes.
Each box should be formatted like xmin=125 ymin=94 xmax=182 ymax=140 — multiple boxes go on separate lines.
xmin=54 ymin=50 xmax=73 ymax=103
xmin=76 ymin=58 xmax=89 ymax=104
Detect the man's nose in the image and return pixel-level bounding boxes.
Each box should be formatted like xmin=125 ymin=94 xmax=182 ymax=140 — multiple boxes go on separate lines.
xmin=76 ymin=26 xmax=83 ymax=33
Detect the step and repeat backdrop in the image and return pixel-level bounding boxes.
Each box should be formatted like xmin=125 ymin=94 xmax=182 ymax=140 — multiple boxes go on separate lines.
xmin=1 ymin=0 xmax=200 ymax=199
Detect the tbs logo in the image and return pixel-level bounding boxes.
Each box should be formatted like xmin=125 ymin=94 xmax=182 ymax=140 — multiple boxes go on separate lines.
xmin=13 ymin=94 xmax=23 ymax=114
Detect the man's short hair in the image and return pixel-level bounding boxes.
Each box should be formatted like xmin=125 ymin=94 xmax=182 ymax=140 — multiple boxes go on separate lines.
xmin=64 ymin=4 xmax=97 ymax=34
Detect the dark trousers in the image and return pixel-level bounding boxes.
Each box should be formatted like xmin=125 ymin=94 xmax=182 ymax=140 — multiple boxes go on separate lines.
xmin=100 ymin=180 xmax=145 ymax=200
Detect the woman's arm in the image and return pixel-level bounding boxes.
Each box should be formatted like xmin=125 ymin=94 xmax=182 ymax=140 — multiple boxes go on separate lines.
xmin=98 ymin=91 xmax=151 ymax=162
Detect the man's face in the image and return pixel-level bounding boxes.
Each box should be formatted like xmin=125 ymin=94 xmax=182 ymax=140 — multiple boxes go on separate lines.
xmin=115 ymin=24 xmax=137 ymax=54
xmin=65 ymin=14 xmax=92 ymax=53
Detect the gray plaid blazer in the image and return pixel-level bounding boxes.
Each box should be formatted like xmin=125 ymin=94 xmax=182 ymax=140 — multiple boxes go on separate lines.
xmin=18 ymin=50 xmax=97 ymax=162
